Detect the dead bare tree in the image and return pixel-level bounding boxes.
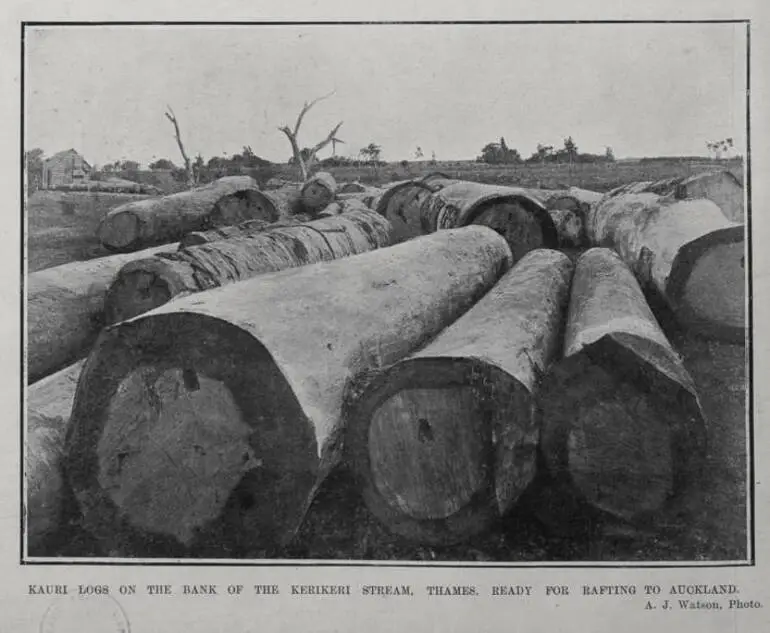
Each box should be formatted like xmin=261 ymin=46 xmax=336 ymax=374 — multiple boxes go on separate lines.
xmin=278 ymin=91 xmax=343 ymax=181
xmin=165 ymin=106 xmax=195 ymax=188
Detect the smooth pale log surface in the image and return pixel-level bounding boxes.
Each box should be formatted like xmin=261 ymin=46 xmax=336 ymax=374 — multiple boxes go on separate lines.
xmin=604 ymin=170 xmax=744 ymax=222
xmin=587 ymin=193 xmax=745 ymax=341
xmin=97 ymin=176 xmax=276 ymax=252
xmin=65 ymin=227 xmax=513 ymax=554
xmin=104 ymin=208 xmax=392 ymax=324
xmin=539 ymin=248 xmax=706 ymax=526
xmin=26 ymin=361 xmax=85 ymax=550
xmin=300 ymin=172 xmax=337 ymax=213
xmin=420 ymin=181 xmax=558 ymax=262
xmin=347 ymin=249 xmax=573 ymax=545
xmin=28 ymin=244 xmax=176 ymax=382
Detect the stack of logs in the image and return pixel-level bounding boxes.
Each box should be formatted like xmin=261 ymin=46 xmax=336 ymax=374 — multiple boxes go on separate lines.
xmin=25 ymin=167 xmax=745 ymax=556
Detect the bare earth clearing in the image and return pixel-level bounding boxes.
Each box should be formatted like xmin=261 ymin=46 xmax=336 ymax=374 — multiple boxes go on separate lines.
xmin=28 ymin=160 xmax=749 ymax=561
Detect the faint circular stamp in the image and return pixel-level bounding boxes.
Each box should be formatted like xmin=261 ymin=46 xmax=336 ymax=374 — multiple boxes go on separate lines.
xmin=40 ymin=594 xmax=130 ymax=633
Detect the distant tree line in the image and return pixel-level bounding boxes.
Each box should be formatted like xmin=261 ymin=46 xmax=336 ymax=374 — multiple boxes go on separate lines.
xmin=477 ymin=136 xmax=616 ymax=165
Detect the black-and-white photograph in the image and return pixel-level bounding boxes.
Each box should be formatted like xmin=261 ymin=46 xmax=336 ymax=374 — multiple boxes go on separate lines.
xmin=23 ymin=21 xmax=750 ymax=564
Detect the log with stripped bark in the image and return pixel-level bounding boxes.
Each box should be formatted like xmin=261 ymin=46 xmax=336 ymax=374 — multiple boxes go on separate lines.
xmin=538 ymin=248 xmax=706 ymax=529
xmin=421 ymin=180 xmax=558 ymax=262
xmin=98 ymin=176 xmax=293 ymax=252
xmin=605 ymin=170 xmax=744 ymax=222
xmin=104 ymin=208 xmax=392 ymax=324
xmin=300 ymin=171 xmax=337 ymax=214
xmin=64 ymin=227 xmax=513 ymax=555
xmin=28 ymin=244 xmax=177 ymax=383
xmin=587 ymin=192 xmax=745 ymax=342
xmin=346 ymin=249 xmax=573 ymax=545
xmin=26 ymin=360 xmax=84 ymax=551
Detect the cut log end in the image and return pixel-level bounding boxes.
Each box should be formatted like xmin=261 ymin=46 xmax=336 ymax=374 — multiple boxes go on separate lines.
xmin=100 ymin=211 xmax=140 ymax=251
xmin=349 ymin=359 xmax=532 ymax=545
xmin=98 ymin=367 xmax=255 ymax=546
xmin=212 ymin=191 xmax=280 ymax=227
xmin=540 ymin=334 xmax=703 ymax=523
xmin=104 ymin=262 xmax=180 ymax=325
xmin=677 ymin=237 xmax=746 ymax=339
xmin=66 ymin=314 xmax=319 ymax=552
xmin=471 ymin=202 xmax=547 ymax=262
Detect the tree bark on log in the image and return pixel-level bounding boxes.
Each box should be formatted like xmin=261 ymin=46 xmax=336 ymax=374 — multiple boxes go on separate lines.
xmin=300 ymin=172 xmax=337 ymax=214
xmin=64 ymin=227 xmax=513 ymax=555
xmin=346 ymin=249 xmax=573 ymax=545
xmin=587 ymin=193 xmax=745 ymax=342
xmin=26 ymin=361 xmax=85 ymax=552
xmin=538 ymin=248 xmax=706 ymax=530
xmin=28 ymin=244 xmax=177 ymax=383
xmin=97 ymin=176 xmax=284 ymax=252
xmin=104 ymin=208 xmax=393 ymax=324
xmin=605 ymin=170 xmax=744 ymax=222
xmin=179 ymin=216 xmax=311 ymax=248
xmin=420 ymin=181 xmax=558 ymax=262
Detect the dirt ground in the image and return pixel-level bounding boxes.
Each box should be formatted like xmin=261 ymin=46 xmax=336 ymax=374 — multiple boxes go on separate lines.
xmin=27 ymin=166 xmax=750 ymax=562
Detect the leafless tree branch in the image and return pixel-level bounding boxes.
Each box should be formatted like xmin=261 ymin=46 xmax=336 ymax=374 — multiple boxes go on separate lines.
xmin=165 ymin=105 xmax=195 ymax=187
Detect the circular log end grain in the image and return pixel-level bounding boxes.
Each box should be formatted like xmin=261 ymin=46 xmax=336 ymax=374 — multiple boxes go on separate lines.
xmin=381 ymin=183 xmax=434 ymax=243
xmin=667 ymin=225 xmax=746 ymax=342
xmin=100 ymin=210 xmax=140 ymax=251
xmin=470 ymin=200 xmax=554 ymax=263
xmin=65 ymin=314 xmax=318 ymax=553
xmin=211 ymin=191 xmax=280 ymax=227
xmin=348 ymin=358 xmax=530 ymax=545
xmin=103 ymin=259 xmax=185 ymax=324
xmin=540 ymin=333 xmax=705 ymax=525
xmin=301 ymin=175 xmax=336 ymax=214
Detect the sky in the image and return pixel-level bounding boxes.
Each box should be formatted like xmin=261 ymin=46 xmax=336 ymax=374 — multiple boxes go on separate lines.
xmin=24 ymin=23 xmax=747 ymax=166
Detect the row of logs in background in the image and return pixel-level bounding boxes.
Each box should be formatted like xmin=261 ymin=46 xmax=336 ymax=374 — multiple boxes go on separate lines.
xmin=26 ymin=167 xmax=745 ymax=556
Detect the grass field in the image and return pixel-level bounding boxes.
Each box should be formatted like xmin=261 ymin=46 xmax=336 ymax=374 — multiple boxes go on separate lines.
xmin=27 ymin=160 xmax=749 ymax=562
xmin=26 ymin=191 xmax=154 ymax=272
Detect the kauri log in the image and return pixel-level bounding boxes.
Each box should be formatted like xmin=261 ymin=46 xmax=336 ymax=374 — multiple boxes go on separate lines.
xmin=525 ymin=189 xmax=587 ymax=248
xmin=64 ymin=227 xmax=513 ymax=554
xmin=587 ymin=193 xmax=745 ymax=342
xmin=28 ymin=244 xmax=176 ymax=383
xmin=97 ymin=176 xmax=286 ymax=252
xmin=421 ymin=181 xmax=558 ymax=262
xmin=26 ymin=360 xmax=85 ymax=551
xmin=300 ymin=172 xmax=337 ymax=214
xmin=346 ymin=249 xmax=573 ymax=545
xmin=104 ymin=207 xmax=392 ymax=325
xmin=179 ymin=215 xmax=310 ymax=248
xmin=373 ymin=180 xmax=435 ymax=243
xmin=538 ymin=248 xmax=706 ymax=527
xmin=605 ymin=170 xmax=744 ymax=222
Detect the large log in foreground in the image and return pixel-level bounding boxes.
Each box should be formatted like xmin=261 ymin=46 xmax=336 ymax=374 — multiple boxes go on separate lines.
xmin=65 ymin=227 xmax=513 ymax=555
xmin=587 ymin=193 xmax=745 ymax=342
xmin=97 ymin=176 xmax=287 ymax=252
xmin=421 ymin=181 xmax=558 ymax=261
xmin=26 ymin=361 xmax=84 ymax=551
xmin=538 ymin=248 xmax=706 ymax=528
xmin=28 ymin=244 xmax=176 ymax=383
xmin=346 ymin=249 xmax=573 ymax=545
xmin=104 ymin=208 xmax=393 ymax=324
